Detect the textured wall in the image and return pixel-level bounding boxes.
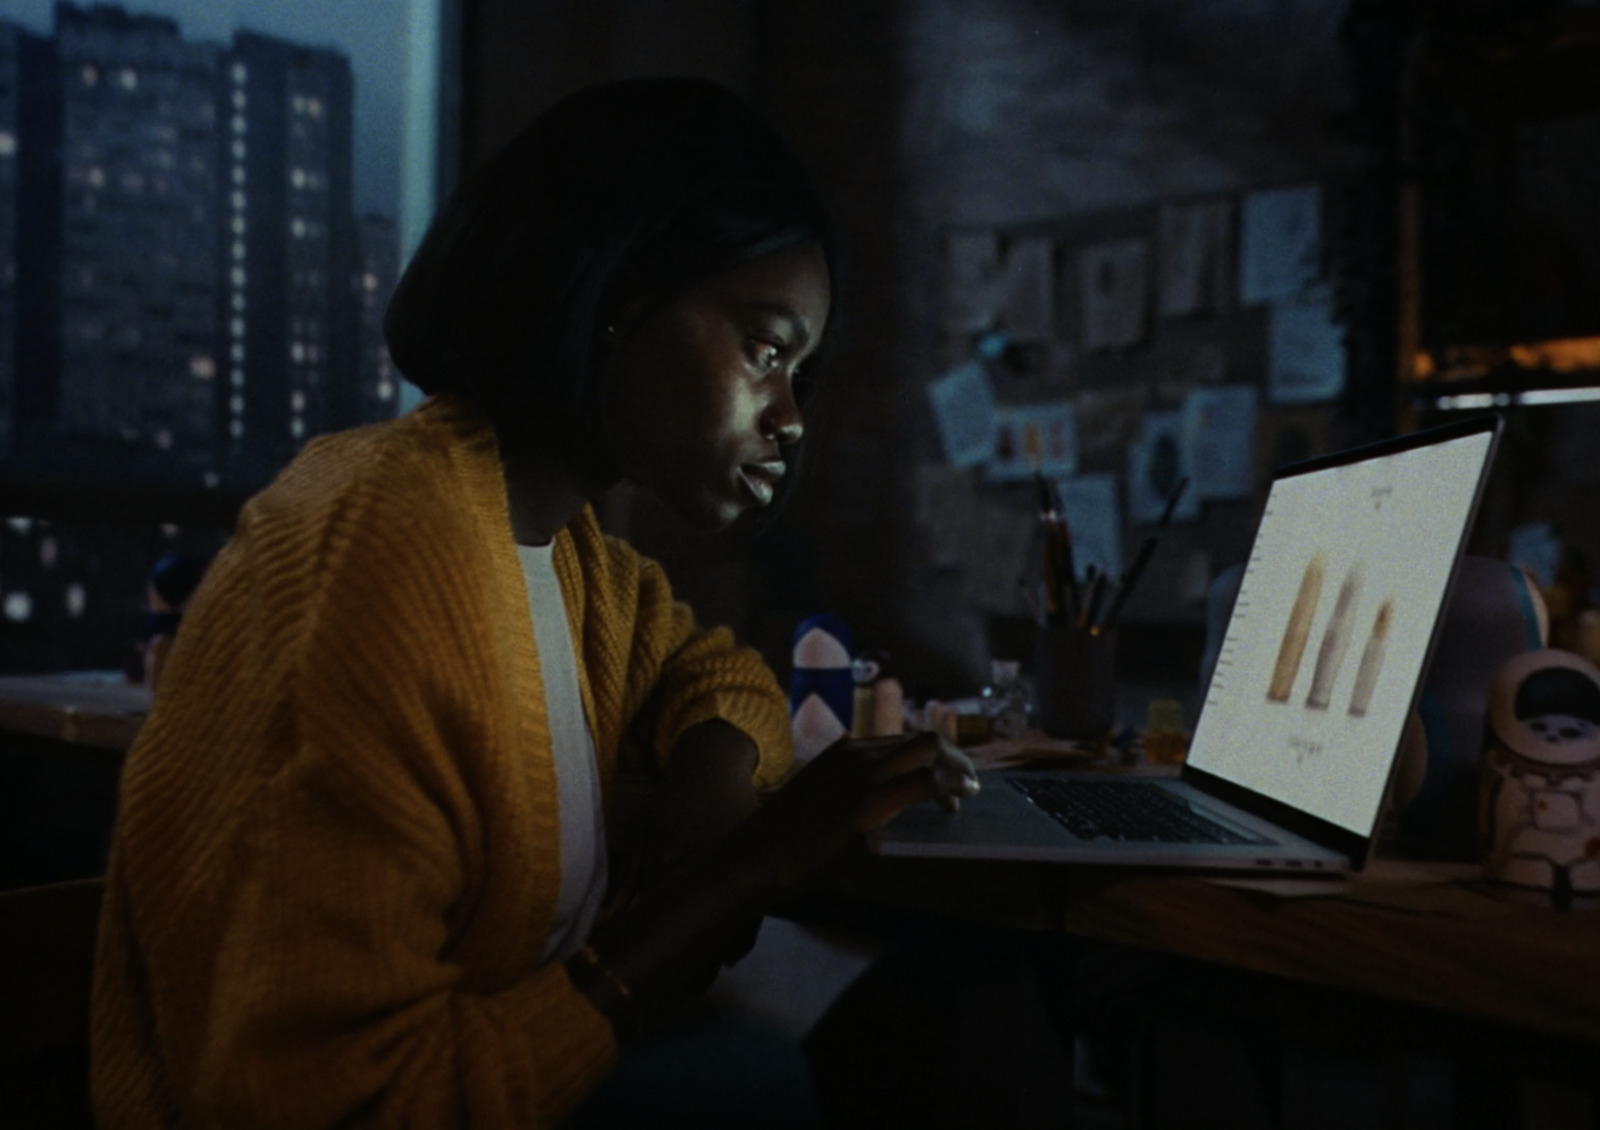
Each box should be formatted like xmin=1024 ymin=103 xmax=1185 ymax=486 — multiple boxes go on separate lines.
xmin=458 ymin=0 xmax=1363 ymax=693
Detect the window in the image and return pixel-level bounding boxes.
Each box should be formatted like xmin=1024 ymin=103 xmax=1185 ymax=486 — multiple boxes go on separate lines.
xmin=0 ymin=0 xmax=459 ymax=673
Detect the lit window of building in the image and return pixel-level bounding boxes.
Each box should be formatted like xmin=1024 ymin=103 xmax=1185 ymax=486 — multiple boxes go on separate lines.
xmin=290 ymin=417 xmax=305 ymax=438
xmin=230 ymin=394 xmax=244 ymax=415
xmin=290 ymin=390 xmax=305 ymax=411
xmin=65 ymin=584 xmax=88 ymax=620
xmin=230 ymin=419 xmax=244 ymax=439
xmin=189 ymin=355 xmax=216 ymax=379
xmin=3 ymin=592 xmax=32 ymax=623
xmin=230 ymin=369 xmax=245 ymax=388
xmin=0 ymin=131 xmax=16 ymax=158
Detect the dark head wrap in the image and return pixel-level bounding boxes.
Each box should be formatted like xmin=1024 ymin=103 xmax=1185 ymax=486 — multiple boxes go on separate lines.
xmin=384 ymin=78 xmax=836 ymax=448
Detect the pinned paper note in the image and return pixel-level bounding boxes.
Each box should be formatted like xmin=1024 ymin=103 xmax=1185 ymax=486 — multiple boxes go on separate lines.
xmin=1183 ymin=385 xmax=1258 ymax=501
xmin=1072 ymin=386 xmax=1145 ymax=459
xmin=927 ymin=361 xmax=999 ymax=469
xmin=1268 ymin=284 xmax=1347 ymax=404
xmin=1239 ymin=185 xmax=1321 ymax=305
xmin=946 ymin=231 xmax=1002 ymax=334
xmin=987 ymin=401 xmax=1079 ymax=482
xmin=1127 ymin=412 xmax=1200 ymax=524
xmin=1157 ymin=199 xmax=1234 ymax=318
xmin=1053 ymin=473 xmax=1122 ymax=581
xmin=998 ymin=236 xmax=1057 ymax=341
xmin=1080 ymin=239 xmax=1149 ymax=352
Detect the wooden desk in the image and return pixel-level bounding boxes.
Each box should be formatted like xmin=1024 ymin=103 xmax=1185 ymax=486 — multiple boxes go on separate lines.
xmin=806 ymin=846 xmax=1600 ymax=1128
xmin=0 ymin=672 xmax=143 ymax=889
xmin=3 ymin=676 xmax=1594 ymax=1046
xmin=818 ymin=851 xmax=1600 ymax=1048
xmin=0 ymin=671 xmax=148 ymax=756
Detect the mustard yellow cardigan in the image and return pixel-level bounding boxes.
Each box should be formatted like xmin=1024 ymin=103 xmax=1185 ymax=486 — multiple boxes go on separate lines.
xmin=91 ymin=395 xmax=793 ymax=1128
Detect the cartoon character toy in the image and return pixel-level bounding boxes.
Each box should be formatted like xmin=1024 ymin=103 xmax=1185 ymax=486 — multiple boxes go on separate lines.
xmin=1479 ymin=649 xmax=1600 ymax=910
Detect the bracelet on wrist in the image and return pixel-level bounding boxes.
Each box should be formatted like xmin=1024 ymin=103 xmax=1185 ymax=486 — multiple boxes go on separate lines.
xmin=568 ymin=943 xmax=643 ymax=1038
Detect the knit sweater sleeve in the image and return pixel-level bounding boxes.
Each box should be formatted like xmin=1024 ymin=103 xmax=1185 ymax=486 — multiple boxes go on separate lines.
xmin=574 ymin=517 xmax=793 ymax=793
xmin=175 ymin=447 xmax=615 ymax=1128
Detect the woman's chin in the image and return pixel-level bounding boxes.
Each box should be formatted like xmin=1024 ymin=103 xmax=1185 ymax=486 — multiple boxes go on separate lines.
xmin=662 ymin=493 xmax=745 ymax=533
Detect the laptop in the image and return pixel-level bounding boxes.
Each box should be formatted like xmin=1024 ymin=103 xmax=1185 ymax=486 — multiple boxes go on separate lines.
xmin=874 ymin=414 xmax=1503 ymax=874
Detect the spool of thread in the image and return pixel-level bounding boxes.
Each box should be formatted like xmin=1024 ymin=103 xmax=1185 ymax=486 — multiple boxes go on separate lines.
xmin=851 ymin=685 xmax=876 ymax=738
xmin=925 ymin=700 xmax=960 ymax=744
xmin=872 ymin=677 xmax=905 ymax=737
xmin=850 ymin=654 xmax=883 ymax=738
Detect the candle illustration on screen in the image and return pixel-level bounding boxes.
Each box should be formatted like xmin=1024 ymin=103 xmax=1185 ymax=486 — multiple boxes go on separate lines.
xmin=1268 ymin=552 xmax=1325 ymax=702
xmin=1306 ymin=564 xmax=1363 ymax=710
xmin=1347 ymin=597 xmax=1393 ymax=717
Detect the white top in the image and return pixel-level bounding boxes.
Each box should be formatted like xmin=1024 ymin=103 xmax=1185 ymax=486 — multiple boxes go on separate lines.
xmin=517 ymin=542 xmax=609 ymax=962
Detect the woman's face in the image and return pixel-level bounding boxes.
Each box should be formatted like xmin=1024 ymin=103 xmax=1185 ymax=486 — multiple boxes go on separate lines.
xmin=602 ymin=241 xmax=831 ymax=530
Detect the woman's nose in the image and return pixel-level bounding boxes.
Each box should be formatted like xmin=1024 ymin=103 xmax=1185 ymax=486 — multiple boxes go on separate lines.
xmin=761 ymin=379 xmax=804 ymax=445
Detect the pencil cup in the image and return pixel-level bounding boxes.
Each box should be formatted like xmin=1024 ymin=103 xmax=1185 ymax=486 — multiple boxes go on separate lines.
xmin=1033 ymin=624 xmax=1116 ymax=740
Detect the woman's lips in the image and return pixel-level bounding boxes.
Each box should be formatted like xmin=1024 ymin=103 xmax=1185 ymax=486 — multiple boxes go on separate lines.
xmin=739 ymin=461 xmax=786 ymax=506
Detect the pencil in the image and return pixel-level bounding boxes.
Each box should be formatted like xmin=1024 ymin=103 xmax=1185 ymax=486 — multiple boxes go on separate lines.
xmin=1099 ymin=539 xmax=1150 ymax=631
xmin=1157 ymin=475 xmax=1190 ymax=528
xmin=1034 ymin=473 xmax=1066 ymax=624
xmin=1056 ymin=514 xmax=1078 ymax=613
xmin=1097 ymin=475 xmax=1190 ymax=633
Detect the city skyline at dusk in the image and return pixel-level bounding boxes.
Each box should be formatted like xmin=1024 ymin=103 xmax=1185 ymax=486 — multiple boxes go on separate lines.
xmin=0 ymin=0 xmax=412 ymax=668
xmin=2 ymin=0 xmax=411 ymax=214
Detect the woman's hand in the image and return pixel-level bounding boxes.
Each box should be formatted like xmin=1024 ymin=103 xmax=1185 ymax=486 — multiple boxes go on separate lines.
xmin=725 ymin=730 xmax=980 ymax=897
xmin=573 ymin=730 xmax=978 ymax=1037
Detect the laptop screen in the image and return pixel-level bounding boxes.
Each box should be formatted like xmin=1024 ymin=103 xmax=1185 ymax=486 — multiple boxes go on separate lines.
xmin=1186 ymin=422 xmax=1499 ymax=837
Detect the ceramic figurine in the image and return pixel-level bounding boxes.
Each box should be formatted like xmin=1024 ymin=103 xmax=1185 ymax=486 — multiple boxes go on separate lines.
xmin=1480 ymin=648 xmax=1600 ymax=910
xmin=789 ymin=614 xmax=856 ymax=763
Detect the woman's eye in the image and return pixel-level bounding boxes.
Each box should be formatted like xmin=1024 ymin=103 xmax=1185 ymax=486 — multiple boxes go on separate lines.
xmin=748 ymin=341 xmax=783 ymax=372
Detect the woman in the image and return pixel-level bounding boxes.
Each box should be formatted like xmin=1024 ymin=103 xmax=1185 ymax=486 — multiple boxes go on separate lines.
xmin=91 ymin=77 xmax=977 ymax=1127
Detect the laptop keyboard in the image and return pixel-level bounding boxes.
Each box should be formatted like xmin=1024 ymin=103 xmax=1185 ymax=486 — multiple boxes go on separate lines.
xmin=1009 ymin=776 xmax=1270 ymax=845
